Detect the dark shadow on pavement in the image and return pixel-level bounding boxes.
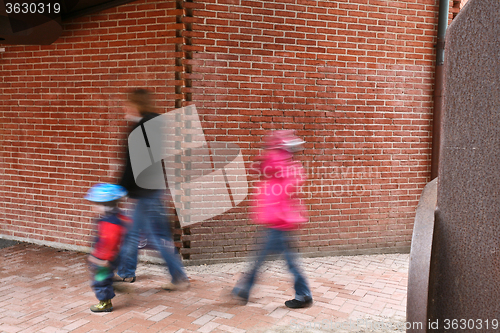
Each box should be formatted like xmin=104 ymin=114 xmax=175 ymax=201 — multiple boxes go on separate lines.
xmin=0 ymin=239 xmax=19 ymax=249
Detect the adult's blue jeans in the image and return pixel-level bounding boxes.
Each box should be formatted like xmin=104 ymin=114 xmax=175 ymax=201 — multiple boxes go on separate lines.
xmin=117 ymin=190 xmax=188 ymax=283
xmin=233 ymin=228 xmax=312 ymax=301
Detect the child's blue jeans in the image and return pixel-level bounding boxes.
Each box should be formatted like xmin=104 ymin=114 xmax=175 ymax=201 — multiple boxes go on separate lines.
xmin=90 ymin=261 xmax=117 ymax=301
xmin=233 ymin=228 xmax=311 ymax=301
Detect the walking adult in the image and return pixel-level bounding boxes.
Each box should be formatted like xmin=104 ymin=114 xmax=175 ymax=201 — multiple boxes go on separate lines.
xmin=115 ymin=88 xmax=189 ymax=291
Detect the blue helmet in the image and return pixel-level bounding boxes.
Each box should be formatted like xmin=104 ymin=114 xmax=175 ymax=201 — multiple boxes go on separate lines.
xmin=85 ymin=183 xmax=127 ymax=202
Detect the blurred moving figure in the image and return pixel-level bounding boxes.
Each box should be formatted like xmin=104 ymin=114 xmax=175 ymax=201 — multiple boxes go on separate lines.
xmin=85 ymin=183 xmax=130 ymax=312
xmin=115 ymin=89 xmax=189 ymax=291
xmin=232 ymin=130 xmax=313 ymax=308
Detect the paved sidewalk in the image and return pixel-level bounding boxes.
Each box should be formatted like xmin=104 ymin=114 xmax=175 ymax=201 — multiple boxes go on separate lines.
xmin=0 ymin=244 xmax=409 ymax=333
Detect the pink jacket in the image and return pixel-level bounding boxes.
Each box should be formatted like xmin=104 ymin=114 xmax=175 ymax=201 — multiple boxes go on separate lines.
xmin=252 ymin=149 xmax=308 ymax=230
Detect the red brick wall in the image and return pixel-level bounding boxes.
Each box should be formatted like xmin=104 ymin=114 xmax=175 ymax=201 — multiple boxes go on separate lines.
xmin=181 ymin=0 xmax=440 ymax=261
xmin=1 ymin=0 xmax=445 ymax=262
xmin=0 ymin=0 xmax=180 ymax=249
xmin=452 ymin=0 xmax=470 ymax=18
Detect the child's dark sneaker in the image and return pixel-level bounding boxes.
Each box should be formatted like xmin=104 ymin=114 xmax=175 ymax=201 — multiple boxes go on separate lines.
xmin=90 ymin=299 xmax=113 ymax=312
xmin=285 ymin=296 xmax=313 ymax=309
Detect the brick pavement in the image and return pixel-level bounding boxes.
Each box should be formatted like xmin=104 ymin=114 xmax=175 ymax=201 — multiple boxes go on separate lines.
xmin=0 ymin=244 xmax=409 ymax=333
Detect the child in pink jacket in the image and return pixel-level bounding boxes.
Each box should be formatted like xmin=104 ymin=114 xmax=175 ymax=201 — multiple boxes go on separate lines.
xmin=232 ymin=130 xmax=313 ymax=308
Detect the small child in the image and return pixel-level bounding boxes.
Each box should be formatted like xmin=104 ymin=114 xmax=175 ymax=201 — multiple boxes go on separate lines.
xmin=232 ymin=130 xmax=313 ymax=308
xmin=85 ymin=183 xmax=130 ymax=312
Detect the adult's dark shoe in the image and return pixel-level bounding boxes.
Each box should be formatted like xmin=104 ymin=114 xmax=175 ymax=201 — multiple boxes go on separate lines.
xmin=162 ymin=280 xmax=190 ymax=291
xmin=285 ymin=296 xmax=313 ymax=309
xmin=113 ymin=275 xmax=136 ymax=283
xmin=231 ymin=288 xmax=249 ymax=305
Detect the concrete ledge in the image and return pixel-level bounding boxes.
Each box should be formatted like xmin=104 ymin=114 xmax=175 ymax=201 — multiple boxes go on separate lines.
xmin=180 ymin=246 xmax=411 ymax=266
xmin=0 ymin=235 xmax=90 ymax=253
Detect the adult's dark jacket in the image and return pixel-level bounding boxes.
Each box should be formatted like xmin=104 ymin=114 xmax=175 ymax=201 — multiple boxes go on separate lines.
xmin=119 ymin=112 xmax=161 ymax=199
